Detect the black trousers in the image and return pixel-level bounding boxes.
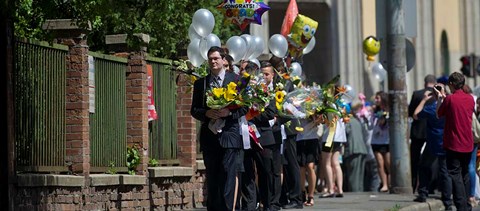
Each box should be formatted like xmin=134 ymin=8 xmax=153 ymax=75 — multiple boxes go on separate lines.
xmin=221 ymin=148 xmax=244 ymax=211
xmin=410 ymin=138 xmax=427 ymax=192
xmin=271 ymin=143 xmax=282 ymax=208
xmin=281 ymin=135 xmax=302 ymax=204
xmin=418 ymin=148 xmax=452 ymax=208
xmin=203 ymin=148 xmax=225 ymax=211
xmin=242 ymin=145 xmax=276 ymax=210
xmin=446 ymin=150 xmax=472 ymax=211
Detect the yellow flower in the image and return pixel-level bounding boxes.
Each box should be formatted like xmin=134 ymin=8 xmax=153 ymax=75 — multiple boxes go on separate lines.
xmin=224 ymin=89 xmax=237 ymax=102
xmin=212 ymin=87 xmax=225 ymax=99
xmin=275 ymin=91 xmax=286 ymax=103
xmin=295 ymin=127 xmax=304 ymax=132
xmin=243 ymin=72 xmax=250 ymax=78
xmin=227 ymin=82 xmax=237 ymax=92
xmin=276 ymin=102 xmax=282 ymax=110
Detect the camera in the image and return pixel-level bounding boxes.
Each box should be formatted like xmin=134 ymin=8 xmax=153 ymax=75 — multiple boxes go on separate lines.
xmin=434 ymin=85 xmax=442 ymax=91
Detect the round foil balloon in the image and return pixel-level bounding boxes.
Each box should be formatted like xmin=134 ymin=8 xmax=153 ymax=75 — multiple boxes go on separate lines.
xmin=363 ymin=36 xmax=381 ymax=61
xmin=268 ymin=34 xmax=288 ymax=58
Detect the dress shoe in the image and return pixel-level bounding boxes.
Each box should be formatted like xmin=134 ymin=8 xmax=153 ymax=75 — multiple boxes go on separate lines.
xmin=413 ymin=196 xmax=426 ymax=203
xmin=282 ymin=202 xmax=303 ymax=209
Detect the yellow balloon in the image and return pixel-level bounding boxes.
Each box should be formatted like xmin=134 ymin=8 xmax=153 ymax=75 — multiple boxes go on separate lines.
xmin=363 ymin=36 xmax=380 ymax=61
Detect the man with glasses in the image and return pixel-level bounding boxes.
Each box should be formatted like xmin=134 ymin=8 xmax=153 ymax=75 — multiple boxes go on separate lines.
xmin=191 ymin=46 xmax=248 ymax=211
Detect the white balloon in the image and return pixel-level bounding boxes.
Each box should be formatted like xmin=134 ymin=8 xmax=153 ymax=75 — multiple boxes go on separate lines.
xmin=249 ymin=36 xmax=265 ymax=60
xmin=192 ymin=9 xmax=215 ymax=37
xmin=226 ymin=36 xmax=247 ymax=64
xmin=290 ymin=62 xmax=302 ymax=77
xmin=241 ymin=34 xmax=256 ymax=60
xmin=342 ymin=84 xmax=357 ymax=103
xmin=268 ymin=34 xmax=288 ymax=58
xmin=372 ymin=62 xmax=387 ymax=81
xmin=187 ymin=39 xmax=205 ymax=67
xmin=188 ymin=24 xmax=201 ymax=41
xmin=199 ymin=34 xmax=221 ymax=60
xmin=303 ymin=37 xmax=316 ymax=55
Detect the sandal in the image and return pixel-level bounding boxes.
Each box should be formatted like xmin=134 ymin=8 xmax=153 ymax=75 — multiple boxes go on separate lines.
xmin=304 ymin=196 xmax=314 ymax=206
xmin=335 ymin=193 xmax=344 ymax=198
xmin=320 ymin=192 xmax=336 ymax=198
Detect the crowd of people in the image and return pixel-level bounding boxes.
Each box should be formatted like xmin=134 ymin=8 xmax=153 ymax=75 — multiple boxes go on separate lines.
xmin=190 ymin=46 xmax=480 ymax=211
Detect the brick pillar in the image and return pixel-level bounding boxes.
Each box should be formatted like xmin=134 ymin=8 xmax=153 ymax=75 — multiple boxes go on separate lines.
xmin=176 ymin=74 xmax=197 ymax=167
xmin=43 ymin=19 xmax=92 ymax=176
xmin=106 ymin=33 xmax=151 ymax=175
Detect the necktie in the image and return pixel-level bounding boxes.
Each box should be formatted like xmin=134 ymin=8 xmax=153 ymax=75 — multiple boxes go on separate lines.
xmin=213 ymin=76 xmax=221 ymax=87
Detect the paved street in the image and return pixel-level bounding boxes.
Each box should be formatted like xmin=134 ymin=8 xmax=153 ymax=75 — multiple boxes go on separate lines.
xmin=193 ymin=192 xmax=480 ymax=211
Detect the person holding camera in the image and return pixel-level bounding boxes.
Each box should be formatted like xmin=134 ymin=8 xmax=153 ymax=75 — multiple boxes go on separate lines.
xmin=436 ymin=72 xmax=475 ymax=211
xmin=413 ymin=88 xmax=452 ymax=210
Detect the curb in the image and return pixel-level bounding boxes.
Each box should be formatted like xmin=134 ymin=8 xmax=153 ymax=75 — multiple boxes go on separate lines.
xmin=399 ymin=199 xmax=445 ymax=211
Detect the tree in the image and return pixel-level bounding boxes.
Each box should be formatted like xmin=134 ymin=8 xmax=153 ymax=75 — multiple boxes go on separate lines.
xmin=14 ymin=0 xmax=241 ymax=59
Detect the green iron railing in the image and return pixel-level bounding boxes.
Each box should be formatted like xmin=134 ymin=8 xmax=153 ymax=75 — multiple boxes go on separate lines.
xmin=89 ymin=52 xmax=128 ymax=172
xmin=147 ymin=57 xmax=178 ymax=163
xmin=14 ymin=39 xmax=68 ymax=172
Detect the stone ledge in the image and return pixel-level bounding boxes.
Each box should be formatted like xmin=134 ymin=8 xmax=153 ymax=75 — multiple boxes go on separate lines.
xmin=42 ymin=19 xmax=92 ymax=31
xmin=89 ymin=174 xmax=120 ymax=186
xmin=196 ymin=160 xmax=206 ymax=171
xmin=17 ymin=174 xmax=85 ymax=187
xmin=148 ymin=167 xmax=194 ymax=178
xmin=120 ymin=175 xmax=146 ymax=185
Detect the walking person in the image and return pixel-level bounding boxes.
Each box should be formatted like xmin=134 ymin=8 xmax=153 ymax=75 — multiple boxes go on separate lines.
xmin=320 ymin=117 xmax=347 ymax=198
xmin=371 ymin=91 xmax=390 ymax=193
xmin=436 ymin=72 xmax=475 ymax=211
xmin=408 ymin=75 xmax=436 ymax=193
xmin=412 ymin=89 xmax=452 ymax=210
xmin=191 ymin=47 xmax=249 ymax=211
xmin=297 ymin=118 xmax=320 ymax=206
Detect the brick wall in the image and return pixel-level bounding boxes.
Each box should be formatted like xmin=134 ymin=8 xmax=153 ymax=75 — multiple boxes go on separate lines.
xmin=59 ymin=37 xmax=90 ymax=177
xmin=176 ymin=73 xmax=197 ymax=167
xmin=14 ymin=174 xmax=206 ymax=210
xmin=126 ymin=51 xmax=149 ymax=175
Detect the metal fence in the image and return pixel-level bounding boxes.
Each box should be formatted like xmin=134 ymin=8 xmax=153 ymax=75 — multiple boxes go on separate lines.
xmin=14 ymin=39 xmax=68 ymax=172
xmin=147 ymin=57 xmax=178 ymax=164
xmin=14 ymin=39 xmax=178 ymax=172
xmin=89 ymin=52 xmax=128 ymax=172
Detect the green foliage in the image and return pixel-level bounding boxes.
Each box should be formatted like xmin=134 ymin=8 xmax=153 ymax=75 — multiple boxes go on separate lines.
xmin=388 ymin=204 xmax=401 ymax=211
xmin=106 ymin=161 xmax=117 ymax=174
xmin=126 ymin=145 xmax=140 ymax=175
xmin=14 ymin=0 xmax=241 ymax=59
xmin=148 ymin=158 xmax=159 ymax=167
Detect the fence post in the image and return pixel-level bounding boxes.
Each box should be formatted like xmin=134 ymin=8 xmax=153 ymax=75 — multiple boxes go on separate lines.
xmin=42 ymin=19 xmax=92 ymax=177
xmin=106 ymin=33 xmax=150 ymax=175
xmin=176 ymin=74 xmax=196 ymax=167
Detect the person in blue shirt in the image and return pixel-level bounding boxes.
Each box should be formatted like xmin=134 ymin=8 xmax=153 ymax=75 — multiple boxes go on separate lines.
xmin=413 ymin=89 xmax=453 ymax=210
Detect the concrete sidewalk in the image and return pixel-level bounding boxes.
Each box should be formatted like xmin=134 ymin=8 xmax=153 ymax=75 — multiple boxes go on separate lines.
xmin=192 ymin=192 xmax=446 ymax=211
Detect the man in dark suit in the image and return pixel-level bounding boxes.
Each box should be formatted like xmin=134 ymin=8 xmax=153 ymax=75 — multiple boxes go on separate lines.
xmin=240 ymin=60 xmax=278 ymax=211
xmin=408 ymin=74 xmax=436 ymax=193
xmin=191 ymin=46 xmax=248 ymax=211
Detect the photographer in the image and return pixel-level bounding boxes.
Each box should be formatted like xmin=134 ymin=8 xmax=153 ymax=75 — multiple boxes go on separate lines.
xmin=436 ymin=72 xmax=475 ymax=211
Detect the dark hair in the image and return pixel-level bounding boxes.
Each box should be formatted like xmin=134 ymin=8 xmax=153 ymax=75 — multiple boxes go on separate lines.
xmin=224 ymin=54 xmax=234 ymax=72
xmin=463 ymin=84 xmax=472 ymax=94
xmin=424 ymin=74 xmax=436 ymax=84
xmin=269 ymin=56 xmax=286 ymax=73
xmin=207 ymin=46 xmax=226 ymax=58
xmin=375 ymin=91 xmax=389 ymax=111
xmin=448 ymin=72 xmax=465 ymax=90
xmin=260 ymin=61 xmax=272 ymax=68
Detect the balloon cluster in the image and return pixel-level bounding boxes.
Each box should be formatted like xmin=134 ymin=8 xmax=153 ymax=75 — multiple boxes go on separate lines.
xmin=187 ymin=8 xmax=268 ymax=68
xmin=227 ymin=35 xmax=265 ymax=65
xmin=188 ymin=9 xmax=219 ymax=67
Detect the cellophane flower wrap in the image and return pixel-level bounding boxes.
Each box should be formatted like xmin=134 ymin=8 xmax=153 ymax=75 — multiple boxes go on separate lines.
xmin=279 ymin=86 xmax=323 ymax=119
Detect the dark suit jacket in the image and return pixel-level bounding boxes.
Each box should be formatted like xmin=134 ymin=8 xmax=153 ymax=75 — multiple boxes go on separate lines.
xmin=408 ymin=88 xmax=432 ymax=140
xmin=191 ymin=72 xmax=248 ymax=150
xmin=275 ymin=80 xmax=300 ymax=136
xmin=251 ymin=100 xmax=277 ymax=147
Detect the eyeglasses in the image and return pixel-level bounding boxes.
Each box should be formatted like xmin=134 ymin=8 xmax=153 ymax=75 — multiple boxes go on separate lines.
xmin=208 ymin=57 xmax=223 ymax=61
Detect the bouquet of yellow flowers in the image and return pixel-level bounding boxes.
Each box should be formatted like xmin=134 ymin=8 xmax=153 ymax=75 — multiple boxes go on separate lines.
xmin=205 ymin=81 xmax=239 ymax=109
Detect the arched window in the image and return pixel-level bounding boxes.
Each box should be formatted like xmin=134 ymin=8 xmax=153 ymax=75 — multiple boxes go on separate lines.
xmin=440 ymin=30 xmax=450 ymax=75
